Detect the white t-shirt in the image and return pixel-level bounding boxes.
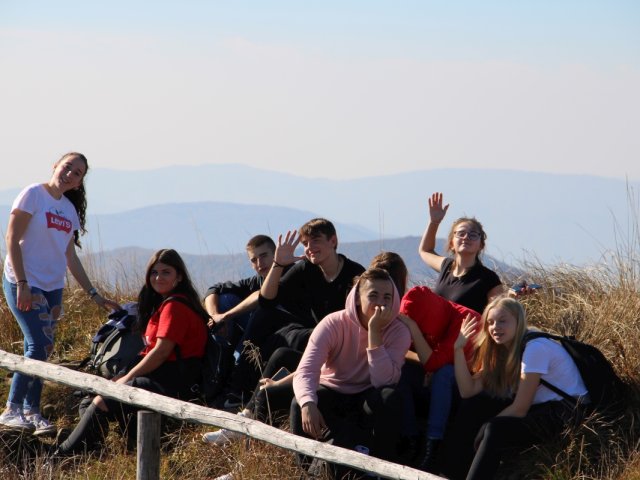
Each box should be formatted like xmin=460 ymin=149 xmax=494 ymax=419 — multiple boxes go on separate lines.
xmin=3 ymin=183 xmax=80 ymax=291
xmin=522 ymin=337 xmax=588 ymax=404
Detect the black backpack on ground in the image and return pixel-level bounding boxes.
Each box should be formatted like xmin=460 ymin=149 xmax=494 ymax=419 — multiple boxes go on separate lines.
xmin=83 ymin=303 xmax=144 ymax=379
xmin=523 ymin=331 xmax=627 ymax=417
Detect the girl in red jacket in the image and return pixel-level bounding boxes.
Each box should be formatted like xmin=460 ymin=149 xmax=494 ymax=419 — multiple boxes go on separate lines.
xmin=398 ymin=286 xmax=481 ymax=471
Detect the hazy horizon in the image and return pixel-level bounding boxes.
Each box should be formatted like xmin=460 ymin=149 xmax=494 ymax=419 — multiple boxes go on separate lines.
xmin=1 ymin=1 xmax=638 ymax=190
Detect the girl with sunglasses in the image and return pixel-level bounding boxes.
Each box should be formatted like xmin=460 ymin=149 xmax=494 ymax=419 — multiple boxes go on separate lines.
xmin=418 ymin=192 xmax=503 ymax=314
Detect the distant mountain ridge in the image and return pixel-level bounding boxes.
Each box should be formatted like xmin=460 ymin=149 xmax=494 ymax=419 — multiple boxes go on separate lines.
xmin=1 ymin=164 xmax=637 ymax=264
xmin=79 ymin=237 xmax=518 ymax=297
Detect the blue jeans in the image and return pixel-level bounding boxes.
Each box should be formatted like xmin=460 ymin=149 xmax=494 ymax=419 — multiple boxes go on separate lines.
xmin=216 ymin=293 xmax=252 ymax=361
xmin=3 ymin=276 xmax=63 ymax=413
xmin=399 ymin=362 xmax=456 ymax=439
xmin=427 ymin=364 xmax=456 ymax=439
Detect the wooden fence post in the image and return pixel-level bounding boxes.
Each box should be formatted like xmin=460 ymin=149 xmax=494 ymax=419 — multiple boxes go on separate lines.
xmin=137 ymin=410 xmax=161 ymax=480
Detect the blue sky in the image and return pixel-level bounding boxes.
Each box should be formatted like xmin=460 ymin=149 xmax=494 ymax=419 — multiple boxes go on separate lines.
xmin=1 ymin=1 xmax=638 ymax=189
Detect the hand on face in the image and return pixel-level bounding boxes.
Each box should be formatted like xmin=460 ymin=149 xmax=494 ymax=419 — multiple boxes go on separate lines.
xmin=368 ymin=304 xmax=395 ymax=332
xmin=358 ymin=278 xmax=395 ymax=331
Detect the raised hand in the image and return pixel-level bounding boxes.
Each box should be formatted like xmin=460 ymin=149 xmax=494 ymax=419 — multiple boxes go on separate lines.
xmin=455 ymin=313 xmax=479 ymax=350
xmin=274 ymin=230 xmax=304 ymax=266
xmin=428 ymin=192 xmax=450 ymax=224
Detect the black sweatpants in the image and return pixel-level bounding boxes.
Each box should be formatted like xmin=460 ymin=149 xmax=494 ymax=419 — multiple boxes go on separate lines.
xmin=290 ymin=384 xmax=403 ymax=478
xmin=441 ymin=393 xmax=580 ymax=480
xmin=228 ymin=307 xmax=312 ymax=398
xmin=58 ymin=359 xmax=201 ymax=454
xmin=466 ymin=400 xmax=580 ymax=479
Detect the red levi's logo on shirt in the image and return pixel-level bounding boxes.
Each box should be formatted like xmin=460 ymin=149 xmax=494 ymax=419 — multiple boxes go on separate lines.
xmin=46 ymin=212 xmax=72 ymax=233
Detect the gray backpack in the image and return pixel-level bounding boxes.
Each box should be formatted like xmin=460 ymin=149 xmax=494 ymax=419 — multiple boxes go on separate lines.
xmin=85 ymin=302 xmax=144 ymax=379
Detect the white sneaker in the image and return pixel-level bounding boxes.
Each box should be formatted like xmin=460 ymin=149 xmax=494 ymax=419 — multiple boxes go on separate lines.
xmin=202 ymin=428 xmax=243 ymax=445
xmin=213 ymin=474 xmax=234 ymax=480
xmin=202 ymin=411 xmax=247 ymax=445
xmin=0 ymin=409 xmax=35 ymax=432
xmin=25 ymin=413 xmax=57 ymax=436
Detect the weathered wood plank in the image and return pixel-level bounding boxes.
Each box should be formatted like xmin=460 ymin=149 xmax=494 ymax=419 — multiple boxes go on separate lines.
xmin=0 ymin=350 xmax=445 ymax=479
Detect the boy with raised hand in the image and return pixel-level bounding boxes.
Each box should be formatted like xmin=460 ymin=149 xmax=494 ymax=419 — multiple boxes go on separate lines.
xmin=220 ymin=218 xmax=365 ymax=409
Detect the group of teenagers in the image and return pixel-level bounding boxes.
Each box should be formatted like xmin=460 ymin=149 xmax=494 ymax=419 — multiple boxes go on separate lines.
xmin=0 ymin=152 xmax=590 ymax=479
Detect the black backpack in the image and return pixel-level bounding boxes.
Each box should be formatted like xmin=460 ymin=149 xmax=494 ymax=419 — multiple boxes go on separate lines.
xmin=523 ymin=331 xmax=627 ymax=416
xmin=163 ymin=296 xmax=235 ymax=405
xmin=84 ymin=303 xmax=144 ymax=379
xmin=198 ymin=326 xmax=235 ymax=405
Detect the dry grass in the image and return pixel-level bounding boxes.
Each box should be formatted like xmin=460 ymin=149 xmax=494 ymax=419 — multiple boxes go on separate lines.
xmin=1 ymin=243 xmax=640 ymax=479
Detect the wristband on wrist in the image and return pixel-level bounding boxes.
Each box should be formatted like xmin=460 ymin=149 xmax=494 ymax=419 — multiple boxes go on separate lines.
xmin=87 ymin=287 xmax=99 ymax=298
xmin=272 ymin=261 xmax=286 ymax=269
xmin=16 ymin=279 xmax=28 ymax=285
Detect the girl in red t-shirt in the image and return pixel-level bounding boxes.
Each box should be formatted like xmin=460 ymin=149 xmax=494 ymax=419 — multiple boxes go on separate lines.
xmin=56 ymin=248 xmax=208 ymax=454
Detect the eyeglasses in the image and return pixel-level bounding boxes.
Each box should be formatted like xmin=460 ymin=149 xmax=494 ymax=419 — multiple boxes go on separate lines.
xmin=454 ymin=230 xmax=481 ymax=241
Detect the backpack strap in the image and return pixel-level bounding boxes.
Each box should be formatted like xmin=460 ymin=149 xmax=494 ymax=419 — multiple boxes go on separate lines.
xmin=522 ymin=331 xmax=578 ymax=406
xmin=159 ymin=295 xmax=199 ymax=360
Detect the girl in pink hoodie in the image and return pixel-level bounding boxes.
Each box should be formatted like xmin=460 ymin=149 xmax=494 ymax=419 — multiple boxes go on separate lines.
xmin=291 ymin=267 xmax=411 ymax=476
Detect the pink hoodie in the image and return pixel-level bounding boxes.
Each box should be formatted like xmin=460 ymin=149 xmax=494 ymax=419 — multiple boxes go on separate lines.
xmin=293 ymin=281 xmax=412 ymax=407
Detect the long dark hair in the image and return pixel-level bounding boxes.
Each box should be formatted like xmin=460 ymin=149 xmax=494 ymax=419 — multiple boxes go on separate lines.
xmin=57 ymin=152 xmax=89 ymax=248
xmin=136 ymin=249 xmax=210 ymax=332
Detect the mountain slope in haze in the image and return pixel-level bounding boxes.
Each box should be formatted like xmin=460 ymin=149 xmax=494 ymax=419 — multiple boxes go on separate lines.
xmin=79 ymin=236 xmax=519 ymax=297
xmin=1 ymin=165 xmax=636 ymax=264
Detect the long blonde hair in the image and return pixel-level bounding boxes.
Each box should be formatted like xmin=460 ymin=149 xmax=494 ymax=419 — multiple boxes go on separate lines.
xmin=472 ymin=296 xmax=527 ymax=398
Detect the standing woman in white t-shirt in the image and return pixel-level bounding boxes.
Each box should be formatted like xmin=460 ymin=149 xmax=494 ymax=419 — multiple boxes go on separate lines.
xmin=0 ymin=152 xmax=119 ymax=435
xmin=442 ymin=297 xmax=588 ymax=480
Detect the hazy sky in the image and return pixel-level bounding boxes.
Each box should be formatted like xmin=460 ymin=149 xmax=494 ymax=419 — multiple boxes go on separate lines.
xmin=1 ymin=1 xmax=638 ymax=191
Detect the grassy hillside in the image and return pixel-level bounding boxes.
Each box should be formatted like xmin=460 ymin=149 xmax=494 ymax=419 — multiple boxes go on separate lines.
xmin=1 ymin=255 xmax=639 ymax=479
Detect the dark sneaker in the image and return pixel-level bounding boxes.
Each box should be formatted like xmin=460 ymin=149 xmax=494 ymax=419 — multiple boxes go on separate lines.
xmin=214 ymin=391 xmax=243 ymax=411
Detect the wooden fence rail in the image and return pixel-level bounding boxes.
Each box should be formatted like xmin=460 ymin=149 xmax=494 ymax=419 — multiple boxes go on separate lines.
xmin=0 ymin=350 xmax=445 ymax=479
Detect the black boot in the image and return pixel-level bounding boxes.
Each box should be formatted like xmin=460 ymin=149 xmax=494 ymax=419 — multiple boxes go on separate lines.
xmin=397 ymin=435 xmax=422 ymax=465
xmin=55 ymin=402 xmax=110 ymax=455
xmin=417 ymin=438 xmax=442 ymax=473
